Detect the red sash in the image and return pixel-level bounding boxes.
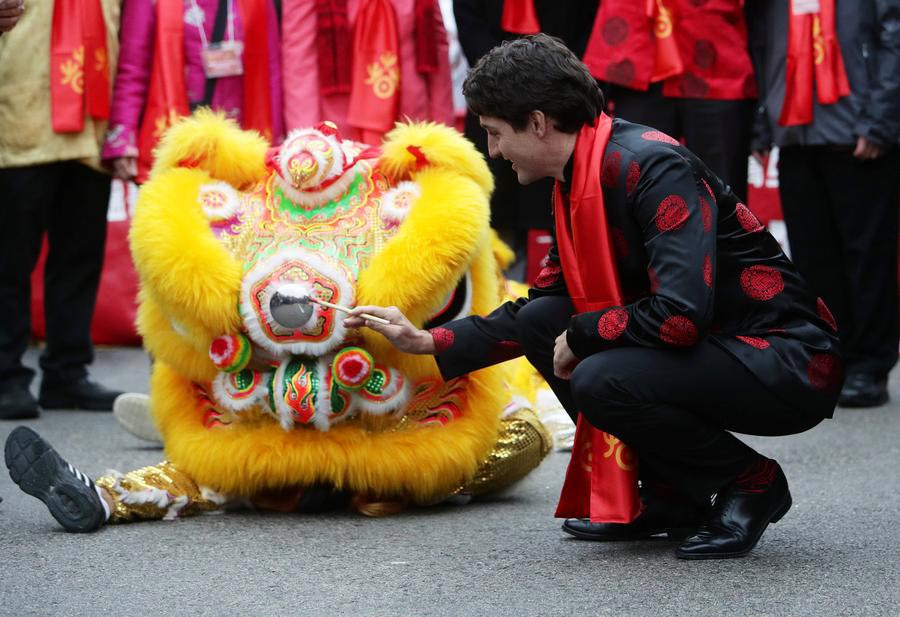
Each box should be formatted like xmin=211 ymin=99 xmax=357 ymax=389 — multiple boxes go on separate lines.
xmin=501 ymin=0 xmax=540 ymax=35
xmin=50 ymin=0 xmax=110 ymax=133
xmin=779 ymin=0 xmax=850 ymax=126
xmin=137 ymin=0 xmax=275 ymax=182
xmin=553 ymin=114 xmax=641 ymax=523
xmin=347 ymin=0 xmax=401 ymax=140
xmin=648 ymin=0 xmax=682 ymax=83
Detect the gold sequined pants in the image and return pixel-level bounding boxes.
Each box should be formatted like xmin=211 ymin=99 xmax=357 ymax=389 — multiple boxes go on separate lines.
xmin=95 ymin=408 xmax=551 ymax=522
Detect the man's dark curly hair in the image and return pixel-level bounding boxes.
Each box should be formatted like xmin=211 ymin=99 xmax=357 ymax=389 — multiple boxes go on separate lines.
xmin=462 ymin=34 xmax=605 ymax=134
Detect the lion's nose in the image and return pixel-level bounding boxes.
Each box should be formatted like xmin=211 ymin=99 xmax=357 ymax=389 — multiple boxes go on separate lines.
xmin=269 ymin=284 xmax=315 ymax=329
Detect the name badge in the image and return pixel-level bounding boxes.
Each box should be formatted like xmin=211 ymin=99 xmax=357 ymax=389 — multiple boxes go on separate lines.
xmin=792 ymin=0 xmax=820 ymax=15
xmin=201 ymin=41 xmax=244 ymax=78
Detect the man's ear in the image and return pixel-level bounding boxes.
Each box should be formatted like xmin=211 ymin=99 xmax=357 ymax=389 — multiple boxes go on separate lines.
xmin=528 ymin=110 xmax=547 ymax=137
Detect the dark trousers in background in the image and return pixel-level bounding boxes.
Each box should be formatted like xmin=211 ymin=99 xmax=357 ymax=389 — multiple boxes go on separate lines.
xmin=778 ymin=147 xmax=900 ymax=379
xmin=607 ymin=83 xmax=754 ymax=201
xmin=0 ymin=161 xmax=110 ymax=389
xmin=515 ymin=296 xmax=823 ymax=505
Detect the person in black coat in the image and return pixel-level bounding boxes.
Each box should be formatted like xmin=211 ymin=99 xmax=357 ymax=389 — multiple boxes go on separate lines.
xmin=452 ymin=0 xmax=599 ymax=267
xmin=346 ymin=35 xmax=842 ymax=560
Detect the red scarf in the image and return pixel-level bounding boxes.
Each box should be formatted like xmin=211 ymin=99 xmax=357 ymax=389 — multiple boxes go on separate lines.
xmin=779 ymin=0 xmax=850 ymax=126
xmin=553 ymin=114 xmax=642 ymax=524
xmin=347 ymin=0 xmax=401 ymax=140
xmin=648 ymin=0 xmax=682 ymax=83
xmin=501 ymin=0 xmax=540 ymax=34
xmin=315 ymin=0 xmax=353 ymax=94
xmin=50 ymin=0 xmax=110 ymax=133
xmin=136 ymin=0 xmax=275 ymax=182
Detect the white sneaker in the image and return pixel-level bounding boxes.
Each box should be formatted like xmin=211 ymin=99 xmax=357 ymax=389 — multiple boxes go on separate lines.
xmin=112 ymin=393 xmax=162 ymax=445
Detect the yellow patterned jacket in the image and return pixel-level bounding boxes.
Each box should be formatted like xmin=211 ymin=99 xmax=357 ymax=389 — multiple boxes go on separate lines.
xmin=0 ymin=0 xmax=120 ymax=170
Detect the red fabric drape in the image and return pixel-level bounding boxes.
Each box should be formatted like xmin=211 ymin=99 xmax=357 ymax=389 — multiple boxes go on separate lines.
xmin=413 ymin=0 xmax=438 ymax=74
xmin=50 ymin=0 xmax=110 ymax=133
xmin=347 ymin=0 xmax=401 ymax=139
xmin=553 ymin=114 xmax=641 ymax=523
xmin=501 ymin=0 xmax=540 ymax=35
xmin=779 ymin=0 xmax=850 ymax=126
xmin=648 ymin=0 xmax=683 ymax=83
xmin=238 ymin=0 xmax=275 ymax=140
xmin=315 ymin=0 xmax=353 ymax=94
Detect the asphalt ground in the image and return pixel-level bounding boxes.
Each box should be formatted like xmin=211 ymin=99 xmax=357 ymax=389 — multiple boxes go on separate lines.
xmin=1 ymin=346 xmax=898 ymax=617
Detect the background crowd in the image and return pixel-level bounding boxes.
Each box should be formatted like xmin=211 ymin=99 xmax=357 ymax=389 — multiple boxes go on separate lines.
xmin=0 ymin=0 xmax=898 ymax=420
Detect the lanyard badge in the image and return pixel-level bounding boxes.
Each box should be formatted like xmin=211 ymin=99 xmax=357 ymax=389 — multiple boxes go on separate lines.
xmin=191 ymin=0 xmax=245 ymax=78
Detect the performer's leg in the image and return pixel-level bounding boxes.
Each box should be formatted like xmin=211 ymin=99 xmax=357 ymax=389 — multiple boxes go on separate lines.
xmin=5 ymin=426 xmax=226 ymax=532
xmin=679 ymin=98 xmax=754 ymax=200
xmin=0 ymin=164 xmax=59 ymax=419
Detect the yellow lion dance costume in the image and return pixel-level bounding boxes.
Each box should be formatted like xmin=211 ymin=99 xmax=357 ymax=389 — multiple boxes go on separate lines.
xmin=95 ymin=112 xmax=551 ymax=521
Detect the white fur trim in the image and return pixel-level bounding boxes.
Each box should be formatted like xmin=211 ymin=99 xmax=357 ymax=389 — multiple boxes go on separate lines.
xmin=355 ymin=368 xmax=411 ymax=416
xmin=197 ymin=181 xmax=242 ymax=222
xmin=379 ymin=181 xmax=420 ymax=227
xmin=273 ymin=160 xmax=363 ymax=210
xmin=240 ymin=248 xmax=354 ymax=357
xmin=211 ymin=369 xmax=270 ymax=412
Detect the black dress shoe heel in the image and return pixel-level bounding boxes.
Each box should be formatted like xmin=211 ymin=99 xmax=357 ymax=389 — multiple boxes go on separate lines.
xmin=769 ymin=493 xmax=792 ymax=524
xmin=675 ymin=462 xmax=791 ymax=560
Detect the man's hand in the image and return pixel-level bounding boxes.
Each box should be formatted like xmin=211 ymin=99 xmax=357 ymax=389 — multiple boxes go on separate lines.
xmin=344 ymin=305 xmax=436 ymax=354
xmin=853 ymin=136 xmax=883 ymax=161
xmin=0 ymin=0 xmax=25 ymax=33
xmin=111 ymin=156 xmax=138 ymax=181
xmin=553 ymin=331 xmax=578 ymax=380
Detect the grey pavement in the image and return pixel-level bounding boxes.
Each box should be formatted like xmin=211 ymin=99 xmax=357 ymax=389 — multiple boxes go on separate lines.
xmin=1 ymin=346 xmax=898 ymax=617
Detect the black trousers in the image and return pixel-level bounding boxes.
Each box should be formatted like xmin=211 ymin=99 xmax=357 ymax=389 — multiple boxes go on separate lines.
xmin=516 ymin=296 xmax=823 ymax=505
xmin=778 ymin=146 xmax=900 ymax=378
xmin=0 ymin=162 xmax=110 ymax=388
xmin=607 ymin=83 xmax=754 ymax=201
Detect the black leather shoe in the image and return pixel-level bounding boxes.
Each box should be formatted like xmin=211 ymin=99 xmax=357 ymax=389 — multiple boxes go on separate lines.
xmin=0 ymin=385 xmax=40 ymax=420
xmin=562 ymin=493 xmax=702 ymax=541
xmin=838 ymin=373 xmax=888 ymax=408
xmin=676 ymin=463 xmax=791 ymax=560
xmin=38 ymin=376 xmax=122 ymax=411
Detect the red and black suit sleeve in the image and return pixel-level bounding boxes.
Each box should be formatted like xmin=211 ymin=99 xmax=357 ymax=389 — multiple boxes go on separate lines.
xmin=566 ymin=149 xmax=718 ymax=358
xmin=430 ymin=244 xmax=569 ymax=380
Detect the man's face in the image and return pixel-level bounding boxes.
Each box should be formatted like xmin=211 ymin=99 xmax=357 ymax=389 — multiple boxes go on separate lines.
xmin=479 ymin=115 xmax=548 ymax=185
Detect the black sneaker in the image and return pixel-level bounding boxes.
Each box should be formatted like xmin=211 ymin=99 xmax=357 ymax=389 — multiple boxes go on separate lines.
xmin=4 ymin=426 xmax=106 ymax=532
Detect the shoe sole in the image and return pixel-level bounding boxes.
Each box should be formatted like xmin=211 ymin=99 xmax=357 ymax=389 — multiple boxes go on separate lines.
xmin=4 ymin=426 xmax=105 ymax=533
xmin=562 ymin=524 xmax=693 ymax=542
xmin=674 ymin=492 xmax=792 ymax=560
xmin=113 ymin=394 xmax=162 ymax=443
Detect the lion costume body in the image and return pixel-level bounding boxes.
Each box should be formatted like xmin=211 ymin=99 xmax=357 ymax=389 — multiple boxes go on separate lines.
xmin=96 ymin=112 xmax=552 ymax=521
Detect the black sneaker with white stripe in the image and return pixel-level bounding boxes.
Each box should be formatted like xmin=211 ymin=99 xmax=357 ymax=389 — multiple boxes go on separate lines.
xmin=5 ymin=426 xmax=106 ymax=533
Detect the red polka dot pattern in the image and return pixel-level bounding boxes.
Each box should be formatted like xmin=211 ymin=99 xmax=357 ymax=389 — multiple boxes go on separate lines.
xmin=735 ymin=203 xmax=764 ymax=233
xmin=700 ymin=197 xmax=712 ymax=232
xmin=740 ymin=265 xmax=784 ymax=301
xmin=660 ymin=316 xmax=698 ymax=346
xmin=736 ymin=335 xmax=770 ymax=349
xmin=807 ymin=353 xmax=840 ymax=391
xmin=430 ymin=327 xmax=455 ymax=353
xmin=598 ymin=308 xmax=629 ymax=340
xmin=534 ymin=264 xmax=562 ymax=288
xmin=656 ymin=195 xmax=690 ymax=232
xmin=816 ymin=297 xmax=838 ymax=331
xmin=626 ymin=161 xmax=641 ymax=195
xmin=641 ymin=130 xmax=681 ymax=146
xmin=703 ymin=255 xmax=713 ymax=287
xmin=601 ymin=151 xmax=621 ymax=188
